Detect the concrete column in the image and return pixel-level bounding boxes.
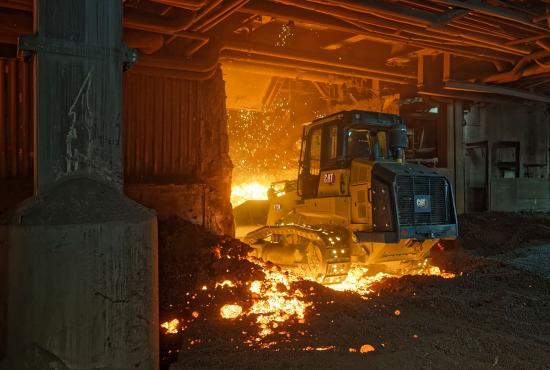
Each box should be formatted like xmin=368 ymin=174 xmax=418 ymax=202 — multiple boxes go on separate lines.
xmin=1 ymin=0 xmax=158 ymax=369
xmin=445 ymin=100 xmax=466 ymax=214
xmin=454 ymin=101 xmax=466 ymax=213
xmin=446 ymin=102 xmax=455 ymax=185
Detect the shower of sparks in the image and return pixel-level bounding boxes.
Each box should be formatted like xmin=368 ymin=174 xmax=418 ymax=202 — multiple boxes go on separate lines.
xmin=276 ymin=23 xmax=295 ymax=47
xmin=228 ymin=96 xmax=300 ymax=207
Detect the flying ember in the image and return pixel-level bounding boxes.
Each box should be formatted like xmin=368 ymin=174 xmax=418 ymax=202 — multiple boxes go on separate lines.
xmin=161 ymin=319 xmax=181 ymax=334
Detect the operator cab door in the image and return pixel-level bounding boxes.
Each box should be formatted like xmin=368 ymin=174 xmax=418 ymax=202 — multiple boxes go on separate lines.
xmin=350 ymin=160 xmax=373 ymax=228
xmin=299 ymin=128 xmax=322 ymax=198
xmin=299 ymin=122 xmax=343 ymax=198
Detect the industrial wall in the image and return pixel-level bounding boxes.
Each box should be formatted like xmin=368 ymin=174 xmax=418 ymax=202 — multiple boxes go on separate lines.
xmin=0 ymin=58 xmax=31 ymax=358
xmin=123 ymin=68 xmax=234 ymax=235
xmin=0 ymin=58 xmax=33 ymax=214
xmin=0 ymin=58 xmax=234 ymax=234
xmin=463 ymin=102 xmax=550 ymax=211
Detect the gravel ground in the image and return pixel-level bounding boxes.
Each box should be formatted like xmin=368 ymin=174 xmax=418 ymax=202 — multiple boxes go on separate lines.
xmin=160 ymin=213 xmax=550 ymax=370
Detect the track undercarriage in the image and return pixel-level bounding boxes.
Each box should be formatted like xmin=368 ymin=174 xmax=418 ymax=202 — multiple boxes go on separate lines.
xmin=245 ymin=224 xmax=352 ymax=284
xmin=245 ymin=224 xmax=438 ymax=284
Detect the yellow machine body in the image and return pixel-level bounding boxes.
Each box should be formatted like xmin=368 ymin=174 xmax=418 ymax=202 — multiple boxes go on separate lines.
xmin=245 ymin=111 xmax=458 ymax=284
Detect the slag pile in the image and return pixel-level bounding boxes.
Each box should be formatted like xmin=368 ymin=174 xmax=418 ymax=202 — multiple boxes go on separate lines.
xmin=159 ymin=218 xmax=456 ymax=367
xmin=159 ymin=218 xmax=322 ymax=365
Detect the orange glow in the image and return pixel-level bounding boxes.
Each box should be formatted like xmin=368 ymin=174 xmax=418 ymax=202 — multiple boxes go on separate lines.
xmin=303 ymin=345 xmax=337 ymax=351
xmin=159 ymin=230 xmax=458 ymax=351
xmin=161 ymin=319 xmax=180 ymax=334
xmin=329 ymin=263 xmax=456 ymax=296
xmin=360 ymin=344 xmax=376 ymax=353
xmin=217 ymin=260 xmax=311 ymax=338
xmin=231 ymin=181 xmax=270 ymax=207
xmin=247 ymin=261 xmax=310 ymax=338
xmin=330 ymin=268 xmax=390 ymax=295
xmin=215 ymin=280 xmax=236 ymax=288
xmin=220 ymin=304 xmax=243 ymax=319
xmin=425 ymin=265 xmax=456 ymax=279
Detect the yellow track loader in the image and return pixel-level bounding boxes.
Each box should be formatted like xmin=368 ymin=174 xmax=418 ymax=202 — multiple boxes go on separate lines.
xmin=245 ymin=110 xmax=458 ymax=284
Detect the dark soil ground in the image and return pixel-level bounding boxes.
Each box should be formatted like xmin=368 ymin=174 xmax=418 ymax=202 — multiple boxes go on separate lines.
xmin=159 ymin=213 xmax=550 ymax=370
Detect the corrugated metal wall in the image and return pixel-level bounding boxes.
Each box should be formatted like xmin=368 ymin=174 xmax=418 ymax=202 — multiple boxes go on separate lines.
xmin=0 ymin=62 xmax=227 ymax=185
xmin=0 ymin=58 xmax=33 ymax=180
xmin=123 ymin=71 xmax=203 ymax=182
xmin=123 ymin=68 xmax=234 ymax=234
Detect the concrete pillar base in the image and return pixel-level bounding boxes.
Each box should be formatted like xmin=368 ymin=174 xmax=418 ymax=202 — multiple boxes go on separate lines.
xmin=1 ymin=178 xmax=158 ymax=370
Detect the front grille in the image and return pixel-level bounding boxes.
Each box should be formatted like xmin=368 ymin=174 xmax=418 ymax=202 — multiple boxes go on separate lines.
xmin=396 ymin=175 xmax=450 ymax=226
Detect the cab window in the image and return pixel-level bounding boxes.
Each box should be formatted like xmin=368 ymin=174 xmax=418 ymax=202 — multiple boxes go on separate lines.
xmin=309 ymin=129 xmax=321 ymax=175
xmin=347 ymin=129 xmax=371 ymax=158
xmin=347 ymin=129 xmax=389 ymax=159
xmin=329 ymin=125 xmax=338 ymax=159
xmin=377 ymin=131 xmax=388 ymax=158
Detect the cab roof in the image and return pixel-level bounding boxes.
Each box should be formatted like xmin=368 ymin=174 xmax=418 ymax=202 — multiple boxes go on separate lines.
xmin=305 ymin=110 xmax=402 ymax=132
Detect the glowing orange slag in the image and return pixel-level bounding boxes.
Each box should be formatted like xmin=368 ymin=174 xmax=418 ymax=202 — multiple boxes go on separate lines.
xmin=161 ymin=319 xmax=180 ymax=334
xmin=218 ymin=259 xmax=311 ymax=338
xmin=303 ymin=345 xmax=337 ymax=351
xmin=160 ymin=235 xmax=457 ymax=349
xmin=360 ymin=344 xmax=376 ymax=353
xmin=331 ymin=268 xmax=390 ymax=295
xmin=220 ymin=304 xmax=243 ymax=319
xmin=425 ymin=265 xmax=456 ymax=279
xmin=330 ymin=263 xmax=456 ymax=296
xmin=247 ymin=263 xmax=310 ymax=338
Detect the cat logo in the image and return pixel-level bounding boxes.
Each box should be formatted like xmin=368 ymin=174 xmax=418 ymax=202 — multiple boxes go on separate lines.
xmin=323 ymin=173 xmax=336 ymax=184
xmin=414 ymin=195 xmax=431 ymax=213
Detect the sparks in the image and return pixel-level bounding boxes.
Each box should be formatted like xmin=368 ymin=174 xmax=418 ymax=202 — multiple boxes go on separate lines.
xmin=161 ymin=319 xmax=181 ymax=334
xmin=215 ymin=280 xmax=236 ymax=288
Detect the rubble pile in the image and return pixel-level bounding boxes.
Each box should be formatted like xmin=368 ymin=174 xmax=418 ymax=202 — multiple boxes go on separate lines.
xmin=159 ymin=216 xmax=550 ymax=370
xmin=458 ymin=212 xmax=550 ymax=255
xmin=159 ymin=218 xmax=330 ymax=366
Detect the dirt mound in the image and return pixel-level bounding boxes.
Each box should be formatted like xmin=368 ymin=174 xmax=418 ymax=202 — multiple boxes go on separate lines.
xmin=159 ymin=218 xmax=319 ymax=367
xmin=159 ymin=217 xmax=550 ymax=370
xmin=457 ymin=212 xmax=550 ymax=256
xmin=168 ymin=262 xmax=550 ymax=370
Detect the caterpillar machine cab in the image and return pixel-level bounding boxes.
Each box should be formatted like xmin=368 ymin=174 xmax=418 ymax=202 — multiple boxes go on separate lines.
xmin=245 ymin=110 xmax=458 ymax=284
